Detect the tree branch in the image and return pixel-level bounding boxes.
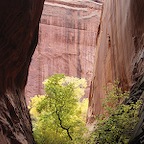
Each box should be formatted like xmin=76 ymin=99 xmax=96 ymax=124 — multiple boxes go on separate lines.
xmin=56 ymin=110 xmax=73 ymax=140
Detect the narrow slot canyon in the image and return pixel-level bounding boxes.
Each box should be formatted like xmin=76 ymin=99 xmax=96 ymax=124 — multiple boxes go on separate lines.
xmin=0 ymin=0 xmax=143 ymax=144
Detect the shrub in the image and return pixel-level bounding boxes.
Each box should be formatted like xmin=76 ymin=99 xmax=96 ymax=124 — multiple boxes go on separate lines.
xmin=89 ymin=82 xmax=142 ymax=144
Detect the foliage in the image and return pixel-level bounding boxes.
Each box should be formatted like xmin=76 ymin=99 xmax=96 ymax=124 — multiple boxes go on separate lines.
xmin=89 ymin=82 xmax=142 ymax=144
xmin=29 ymin=74 xmax=88 ymax=144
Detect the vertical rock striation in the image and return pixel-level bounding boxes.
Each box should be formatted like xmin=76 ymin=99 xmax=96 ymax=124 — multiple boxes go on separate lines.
xmin=26 ymin=0 xmax=103 ymax=103
xmin=0 ymin=0 xmax=44 ymax=143
xmin=88 ymin=0 xmax=144 ymax=127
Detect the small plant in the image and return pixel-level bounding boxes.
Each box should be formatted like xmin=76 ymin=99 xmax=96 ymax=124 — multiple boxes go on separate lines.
xmin=89 ymin=82 xmax=142 ymax=144
xmin=29 ymin=74 xmax=88 ymax=144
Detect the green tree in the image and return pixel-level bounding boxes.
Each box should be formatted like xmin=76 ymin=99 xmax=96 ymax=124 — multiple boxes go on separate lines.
xmin=29 ymin=74 xmax=88 ymax=144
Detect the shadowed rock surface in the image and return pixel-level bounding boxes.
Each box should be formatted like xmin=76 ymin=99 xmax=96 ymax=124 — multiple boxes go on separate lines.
xmin=0 ymin=0 xmax=44 ymax=143
xmin=128 ymin=75 xmax=144 ymax=143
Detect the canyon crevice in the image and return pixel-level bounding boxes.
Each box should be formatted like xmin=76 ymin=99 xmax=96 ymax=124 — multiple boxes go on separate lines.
xmin=0 ymin=0 xmax=44 ymax=143
xmin=0 ymin=0 xmax=143 ymax=143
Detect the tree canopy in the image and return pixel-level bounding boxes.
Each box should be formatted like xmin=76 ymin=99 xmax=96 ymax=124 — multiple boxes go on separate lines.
xmin=29 ymin=74 xmax=88 ymax=144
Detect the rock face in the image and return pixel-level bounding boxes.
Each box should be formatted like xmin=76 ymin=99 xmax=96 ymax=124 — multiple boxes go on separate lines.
xmin=87 ymin=0 xmax=144 ymax=123
xmin=128 ymin=75 xmax=144 ymax=143
xmin=26 ymin=0 xmax=102 ymax=103
xmin=0 ymin=0 xmax=44 ymax=143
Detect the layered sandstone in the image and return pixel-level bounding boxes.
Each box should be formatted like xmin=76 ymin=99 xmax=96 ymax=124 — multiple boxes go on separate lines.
xmin=0 ymin=0 xmax=44 ymax=143
xmin=26 ymin=0 xmax=102 ymax=102
xmin=88 ymin=0 xmax=144 ymax=142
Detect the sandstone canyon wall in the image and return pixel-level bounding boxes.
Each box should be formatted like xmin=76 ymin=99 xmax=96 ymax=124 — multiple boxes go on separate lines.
xmin=26 ymin=0 xmax=102 ymax=103
xmin=0 ymin=0 xmax=44 ymax=143
xmin=88 ymin=0 xmax=144 ymax=142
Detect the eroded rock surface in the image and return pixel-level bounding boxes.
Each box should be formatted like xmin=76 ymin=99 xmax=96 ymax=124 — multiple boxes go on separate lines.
xmin=26 ymin=0 xmax=102 ymax=103
xmin=0 ymin=0 xmax=44 ymax=143
xmin=87 ymin=0 xmax=144 ymax=126
xmin=128 ymin=75 xmax=144 ymax=143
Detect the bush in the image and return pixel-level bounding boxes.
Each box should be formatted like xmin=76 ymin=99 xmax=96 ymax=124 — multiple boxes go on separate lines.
xmin=89 ymin=82 xmax=142 ymax=144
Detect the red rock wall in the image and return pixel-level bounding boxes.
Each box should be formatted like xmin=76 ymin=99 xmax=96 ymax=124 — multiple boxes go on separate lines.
xmin=26 ymin=0 xmax=102 ymax=102
xmin=87 ymin=0 xmax=144 ymax=123
xmin=0 ymin=0 xmax=44 ymax=143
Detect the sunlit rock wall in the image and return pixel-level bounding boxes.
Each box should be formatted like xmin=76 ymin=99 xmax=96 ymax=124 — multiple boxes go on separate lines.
xmin=87 ymin=0 xmax=144 ymax=124
xmin=26 ymin=0 xmax=102 ymax=102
